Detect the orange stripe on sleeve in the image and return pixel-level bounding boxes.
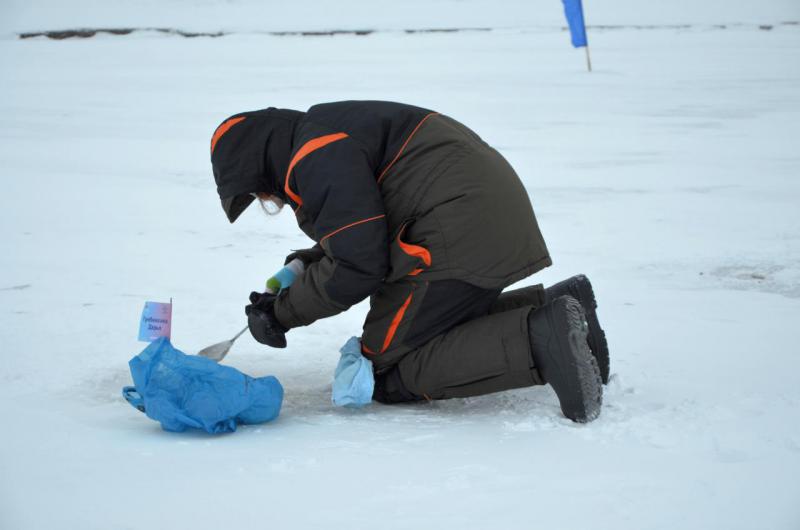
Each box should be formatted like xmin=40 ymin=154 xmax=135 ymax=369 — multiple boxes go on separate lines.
xmin=377 ymin=112 xmax=438 ymax=184
xmin=284 ymin=132 xmax=349 ymax=208
xmin=319 ymin=215 xmax=386 ymax=245
xmin=210 ymin=116 xmax=246 ymax=154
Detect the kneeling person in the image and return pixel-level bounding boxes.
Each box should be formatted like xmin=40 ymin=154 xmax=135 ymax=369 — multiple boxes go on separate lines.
xmin=210 ymin=101 xmax=609 ymax=422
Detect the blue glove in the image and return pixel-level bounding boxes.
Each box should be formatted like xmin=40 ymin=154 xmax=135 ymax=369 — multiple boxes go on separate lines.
xmin=332 ymin=336 xmax=374 ymax=408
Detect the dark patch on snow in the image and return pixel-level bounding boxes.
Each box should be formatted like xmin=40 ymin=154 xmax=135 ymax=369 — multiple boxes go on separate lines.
xmin=271 ymin=29 xmax=374 ymax=37
xmin=1 ymin=284 xmax=31 ymax=291
xmin=20 ymin=23 xmax=793 ymax=41
xmin=19 ymin=27 xmax=225 ymax=39
xmin=404 ymin=27 xmax=490 ymax=34
xmin=17 ymin=27 xmax=496 ymax=40
xmin=17 ymin=27 xmax=378 ymax=40
xmin=20 ymin=28 xmax=134 ymax=39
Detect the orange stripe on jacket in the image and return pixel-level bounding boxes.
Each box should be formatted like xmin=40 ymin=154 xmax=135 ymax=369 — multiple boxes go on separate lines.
xmin=397 ymin=236 xmax=431 ymax=267
xmin=210 ymin=116 xmax=246 ymax=154
xmin=320 ymin=214 xmax=386 ymax=245
xmin=284 ymin=132 xmax=349 ymax=208
xmin=377 ymin=112 xmax=438 ymax=184
xmin=381 ymin=292 xmax=414 ymax=353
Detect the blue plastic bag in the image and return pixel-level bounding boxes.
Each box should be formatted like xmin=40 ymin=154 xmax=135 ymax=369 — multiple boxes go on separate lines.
xmin=332 ymin=336 xmax=374 ymax=408
xmin=122 ymin=337 xmax=283 ymax=433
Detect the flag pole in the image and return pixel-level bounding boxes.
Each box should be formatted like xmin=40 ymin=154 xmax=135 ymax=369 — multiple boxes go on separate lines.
xmin=583 ymin=0 xmax=591 ymax=72
xmin=585 ymin=45 xmax=592 ymax=72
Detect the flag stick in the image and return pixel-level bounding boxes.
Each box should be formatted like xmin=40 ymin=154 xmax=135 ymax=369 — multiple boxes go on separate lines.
xmin=585 ymin=45 xmax=592 ymax=72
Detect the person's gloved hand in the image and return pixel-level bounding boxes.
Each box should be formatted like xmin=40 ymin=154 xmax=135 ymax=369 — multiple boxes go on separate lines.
xmin=245 ymin=291 xmax=288 ymax=348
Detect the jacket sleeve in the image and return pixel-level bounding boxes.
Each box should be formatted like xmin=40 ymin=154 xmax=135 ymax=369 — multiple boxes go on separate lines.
xmin=284 ymin=244 xmax=325 ymax=267
xmin=273 ymin=135 xmax=389 ymax=329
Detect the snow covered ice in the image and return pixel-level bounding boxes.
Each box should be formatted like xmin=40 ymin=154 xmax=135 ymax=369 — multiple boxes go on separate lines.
xmin=1 ymin=1 xmax=799 ymax=528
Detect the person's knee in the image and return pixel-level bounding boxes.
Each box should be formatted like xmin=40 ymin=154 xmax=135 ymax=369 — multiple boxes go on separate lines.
xmin=373 ymin=366 xmax=422 ymax=404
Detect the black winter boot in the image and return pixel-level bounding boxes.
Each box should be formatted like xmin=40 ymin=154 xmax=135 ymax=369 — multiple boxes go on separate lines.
xmin=528 ymin=295 xmax=602 ymax=423
xmin=545 ymin=274 xmax=610 ymax=384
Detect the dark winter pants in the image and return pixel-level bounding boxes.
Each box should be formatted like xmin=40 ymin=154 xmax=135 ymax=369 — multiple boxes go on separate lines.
xmin=364 ymin=280 xmax=547 ymax=403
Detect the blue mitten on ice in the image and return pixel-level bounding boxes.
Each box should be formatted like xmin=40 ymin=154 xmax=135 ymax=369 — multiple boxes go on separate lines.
xmin=332 ymin=336 xmax=374 ymax=408
xmin=122 ymin=337 xmax=283 ymax=433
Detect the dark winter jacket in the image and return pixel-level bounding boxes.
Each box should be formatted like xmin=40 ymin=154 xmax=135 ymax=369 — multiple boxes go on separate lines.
xmin=211 ymin=101 xmax=551 ymax=330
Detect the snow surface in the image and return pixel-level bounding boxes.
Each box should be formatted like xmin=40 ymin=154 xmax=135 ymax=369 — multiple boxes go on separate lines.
xmin=1 ymin=1 xmax=799 ymax=529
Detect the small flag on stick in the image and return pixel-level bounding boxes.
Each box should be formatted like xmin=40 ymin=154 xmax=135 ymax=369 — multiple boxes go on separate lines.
xmin=138 ymin=299 xmax=173 ymax=342
xmin=562 ymin=0 xmax=592 ymax=71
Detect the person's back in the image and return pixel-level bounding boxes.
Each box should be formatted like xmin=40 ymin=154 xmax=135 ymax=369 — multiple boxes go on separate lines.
xmin=296 ymin=101 xmax=551 ymax=288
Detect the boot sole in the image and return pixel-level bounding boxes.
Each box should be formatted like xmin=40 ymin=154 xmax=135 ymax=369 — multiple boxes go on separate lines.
xmin=548 ymin=297 xmax=603 ymax=423
xmin=560 ymin=275 xmax=610 ymax=385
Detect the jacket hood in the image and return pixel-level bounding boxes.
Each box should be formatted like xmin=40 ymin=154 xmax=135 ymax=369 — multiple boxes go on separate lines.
xmin=210 ymin=107 xmax=303 ymax=223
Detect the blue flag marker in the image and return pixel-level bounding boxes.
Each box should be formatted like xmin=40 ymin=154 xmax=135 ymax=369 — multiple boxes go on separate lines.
xmin=138 ymin=300 xmax=173 ymax=342
xmin=562 ymin=0 xmax=588 ymax=47
xmin=562 ymin=0 xmax=592 ymax=71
